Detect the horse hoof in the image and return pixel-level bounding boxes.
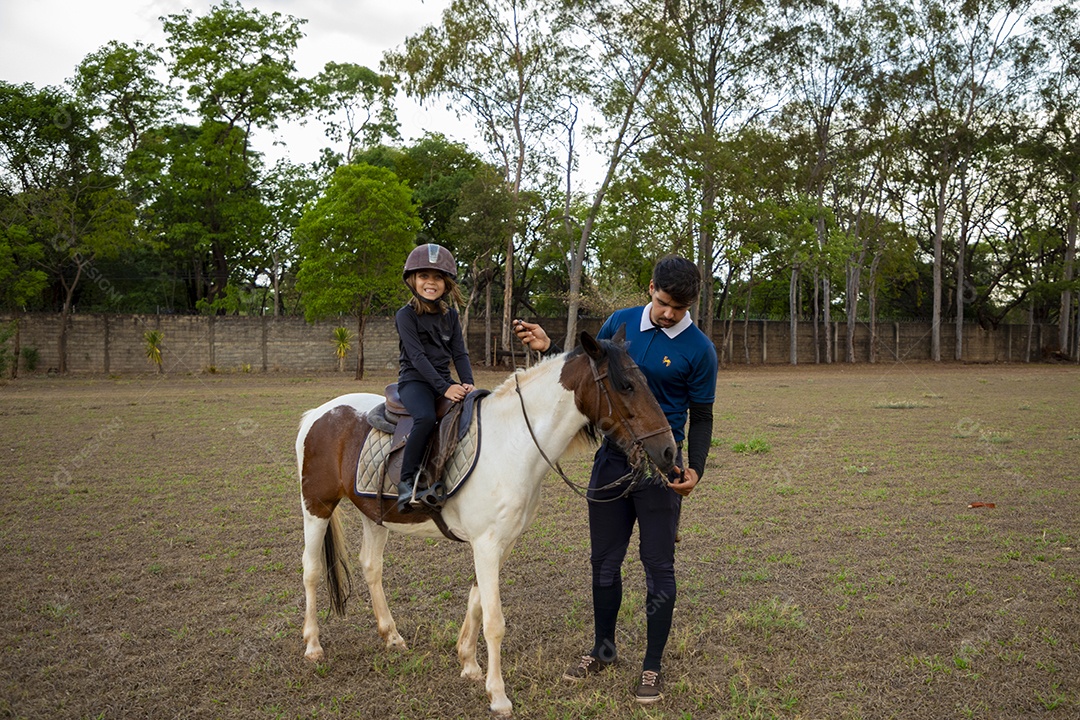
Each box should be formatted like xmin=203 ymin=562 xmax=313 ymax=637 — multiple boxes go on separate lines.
xmin=489 ymin=702 xmax=512 ymax=718
xmin=385 ymin=634 xmax=407 ymax=651
xmin=461 ymin=664 xmax=483 ymax=682
xmin=304 ymin=647 xmax=324 ymax=662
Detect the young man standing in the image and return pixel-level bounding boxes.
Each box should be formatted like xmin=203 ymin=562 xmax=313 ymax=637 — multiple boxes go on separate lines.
xmin=514 ymin=255 xmax=718 ymax=704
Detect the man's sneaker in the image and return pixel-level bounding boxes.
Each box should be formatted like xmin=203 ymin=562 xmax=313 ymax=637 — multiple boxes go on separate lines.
xmin=562 ymin=653 xmax=615 ymax=682
xmin=634 ymin=669 xmax=663 ymax=704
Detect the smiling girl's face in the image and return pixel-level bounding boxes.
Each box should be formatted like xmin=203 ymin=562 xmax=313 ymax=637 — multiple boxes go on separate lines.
xmin=410 ymin=270 xmax=447 ymax=302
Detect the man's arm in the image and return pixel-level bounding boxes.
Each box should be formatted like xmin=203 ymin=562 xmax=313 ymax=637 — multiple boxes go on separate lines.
xmin=667 ymin=402 xmax=713 ymax=497
xmin=685 ymin=402 xmax=713 ymax=478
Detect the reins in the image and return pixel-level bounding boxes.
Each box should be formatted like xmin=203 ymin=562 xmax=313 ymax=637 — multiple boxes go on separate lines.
xmin=510 ymin=337 xmax=667 ymax=503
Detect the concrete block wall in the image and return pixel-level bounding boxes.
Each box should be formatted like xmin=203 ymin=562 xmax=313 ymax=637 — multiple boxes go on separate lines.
xmin=0 ymin=312 xmax=1061 ymax=375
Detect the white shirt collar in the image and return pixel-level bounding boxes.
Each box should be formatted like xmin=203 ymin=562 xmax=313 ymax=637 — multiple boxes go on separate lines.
xmin=640 ymin=303 xmax=693 ymax=338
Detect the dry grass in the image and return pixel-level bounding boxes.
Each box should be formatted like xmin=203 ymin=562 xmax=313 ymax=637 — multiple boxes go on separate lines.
xmin=1 ymin=362 xmax=1077 ymax=719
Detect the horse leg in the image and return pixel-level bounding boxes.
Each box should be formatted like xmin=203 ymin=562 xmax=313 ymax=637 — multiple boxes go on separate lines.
xmin=457 ymin=583 xmax=483 ymax=681
xmin=358 ymin=515 xmax=407 ymax=651
xmin=301 ymin=503 xmax=331 ymax=661
xmin=472 ymin=541 xmax=514 ymax=717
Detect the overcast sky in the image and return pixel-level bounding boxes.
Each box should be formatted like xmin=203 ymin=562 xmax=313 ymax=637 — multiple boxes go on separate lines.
xmin=0 ymin=0 xmax=479 ymax=165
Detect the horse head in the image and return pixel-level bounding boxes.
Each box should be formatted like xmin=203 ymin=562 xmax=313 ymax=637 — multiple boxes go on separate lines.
xmin=566 ymin=327 xmax=677 ymax=476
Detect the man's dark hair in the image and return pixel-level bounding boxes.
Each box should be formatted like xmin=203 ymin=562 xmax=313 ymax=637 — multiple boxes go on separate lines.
xmin=652 ymin=255 xmax=701 ymax=306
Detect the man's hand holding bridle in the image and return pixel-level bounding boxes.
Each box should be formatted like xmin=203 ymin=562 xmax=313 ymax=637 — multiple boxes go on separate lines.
xmin=666 ymin=467 xmax=699 ymax=497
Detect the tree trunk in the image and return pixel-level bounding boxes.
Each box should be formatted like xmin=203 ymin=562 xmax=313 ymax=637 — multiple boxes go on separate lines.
xmin=716 ymin=263 xmax=736 ymax=367
xmin=484 ymin=274 xmax=493 ymax=367
xmin=955 ymin=236 xmax=965 ymax=361
xmin=932 ymin=173 xmax=948 ymax=362
xmin=868 ymin=277 xmax=878 ymax=364
xmin=789 ymin=265 xmax=800 ymax=365
xmin=846 ymin=261 xmax=861 ymax=364
xmin=565 ymin=57 xmax=656 ymax=345
xmin=868 ymin=252 xmax=882 ymax=364
xmin=500 ymin=235 xmax=514 ymax=358
xmin=10 ymin=311 xmax=21 ymax=379
xmin=956 ymin=169 xmax=971 ymax=361
xmin=271 ymin=251 xmax=281 ymax=318
xmin=743 ymin=273 xmax=754 ymax=365
xmin=1026 ymin=299 xmax=1034 ymax=363
xmin=355 ymin=311 xmax=367 ymax=380
xmin=698 ymin=181 xmax=717 ymax=338
xmin=812 ymin=269 xmax=821 ymax=364
xmin=823 ymin=275 xmax=831 ymax=363
xmin=57 ymin=262 xmax=84 ymax=374
xmin=1060 ymin=181 xmax=1077 ymax=356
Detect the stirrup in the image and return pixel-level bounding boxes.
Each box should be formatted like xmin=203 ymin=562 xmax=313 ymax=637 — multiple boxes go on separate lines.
xmin=415 ymin=481 xmax=446 ymax=510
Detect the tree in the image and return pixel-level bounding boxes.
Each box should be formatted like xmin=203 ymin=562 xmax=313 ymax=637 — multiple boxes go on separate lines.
xmin=1024 ymin=2 xmax=1080 ymax=358
xmin=143 ymin=329 xmax=164 ymax=373
xmin=0 ymin=82 xmax=138 ymax=372
xmin=0 ymin=199 xmax=48 ymax=378
xmin=136 ymin=120 xmax=269 ymax=312
xmin=386 ymin=0 xmax=576 ymax=354
xmin=772 ymin=0 xmax=879 ymax=363
xmin=892 ymin=0 xmax=1031 ymax=360
xmin=258 ymin=159 xmax=321 ymax=316
xmin=448 ymin=165 xmax=515 ymax=365
xmin=543 ymin=0 xmax=670 ymax=344
xmin=311 ymin=62 xmax=399 ymax=164
xmin=162 ymin=0 xmax=308 ymax=135
xmin=295 ymin=163 xmax=420 ymax=378
xmin=161 ymin=0 xmax=309 ymax=307
xmin=647 ymin=0 xmax=773 ymax=338
xmin=72 ymin=40 xmax=177 ymax=159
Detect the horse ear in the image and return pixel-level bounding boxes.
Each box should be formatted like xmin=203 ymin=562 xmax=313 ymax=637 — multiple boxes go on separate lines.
xmin=612 ymin=323 xmax=626 ymax=343
xmin=579 ymin=331 xmax=605 ymax=362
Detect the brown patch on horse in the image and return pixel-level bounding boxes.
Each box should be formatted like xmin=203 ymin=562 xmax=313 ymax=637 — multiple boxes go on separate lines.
xmin=302 ymin=405 xmax=368 ymax=519
xmin=303 ymin=404 xmax=438 ymax=527
xmin=351 ymin=496 xmax=439 ymax=526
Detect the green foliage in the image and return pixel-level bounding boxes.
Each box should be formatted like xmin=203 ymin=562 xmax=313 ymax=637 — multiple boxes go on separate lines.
xmin=311 ymin=62 xmax=399 ymax=161
xmin=732 ymin=436 xmax=771 ymax=454
xmin=0 ymin=214 xmax=48 ymax=310
xmin=20 ymin=346 xmax=39 ymax=372
xmin=331 ymin=327 xmax=353 ymax=360
xmin=3 ymin=0 xmax=1080 ymax=349
xmin=331 ymin=326 xmax=353 ymax=372
xmin=72 ymin=40 xmax=177 ymax=156
xmin=143 ymin=329 xmax=164 ymax=372
xmin=295 ymin=163 xmax=420 ymax=322
xmin=162 ymin=0 xmax=308 ymax=129
xmin=0 ymin=321 xmax=13 ymax=376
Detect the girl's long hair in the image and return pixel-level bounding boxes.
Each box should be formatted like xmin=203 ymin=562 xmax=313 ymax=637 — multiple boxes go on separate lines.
xmin=405 ymin=272 xmax=464 ymax=315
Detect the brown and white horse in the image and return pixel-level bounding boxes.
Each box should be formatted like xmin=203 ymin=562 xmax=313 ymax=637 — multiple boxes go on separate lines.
xmin=296 ymin=330 xmax=676 ymax=716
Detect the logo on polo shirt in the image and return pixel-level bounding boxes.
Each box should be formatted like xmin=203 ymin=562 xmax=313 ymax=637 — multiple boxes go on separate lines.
xmin=663 ymin=356 xmax=671 ymax=366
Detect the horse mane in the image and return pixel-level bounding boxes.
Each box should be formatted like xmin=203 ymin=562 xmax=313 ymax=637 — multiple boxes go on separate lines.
xmin=488 ymin=339 xmax=634 ymax=458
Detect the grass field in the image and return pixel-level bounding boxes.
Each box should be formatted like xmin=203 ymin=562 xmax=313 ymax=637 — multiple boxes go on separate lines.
xmin=1 ymin=362 xmax=1078 ymax=719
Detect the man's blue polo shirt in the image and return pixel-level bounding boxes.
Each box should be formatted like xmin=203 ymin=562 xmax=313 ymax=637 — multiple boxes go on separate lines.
xmin=597 ymin=305 xmax=718 ymax=444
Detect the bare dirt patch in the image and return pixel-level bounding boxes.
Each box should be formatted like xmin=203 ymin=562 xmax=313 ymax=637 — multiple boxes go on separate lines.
xmin=1 ymin=363 xmax=1077 ymax=719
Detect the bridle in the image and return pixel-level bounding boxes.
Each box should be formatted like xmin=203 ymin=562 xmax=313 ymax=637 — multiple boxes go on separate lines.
xmin=513 ymin=348 xmax=671 ymax=503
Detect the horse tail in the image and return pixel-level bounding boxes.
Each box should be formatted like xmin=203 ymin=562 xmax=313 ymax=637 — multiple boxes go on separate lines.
xmin=323 ymin=506 xmax=353 ymax=618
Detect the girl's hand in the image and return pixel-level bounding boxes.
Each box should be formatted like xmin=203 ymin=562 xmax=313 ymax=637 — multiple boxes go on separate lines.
xmin=444 ymin=384 xmax=468 ymax=402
